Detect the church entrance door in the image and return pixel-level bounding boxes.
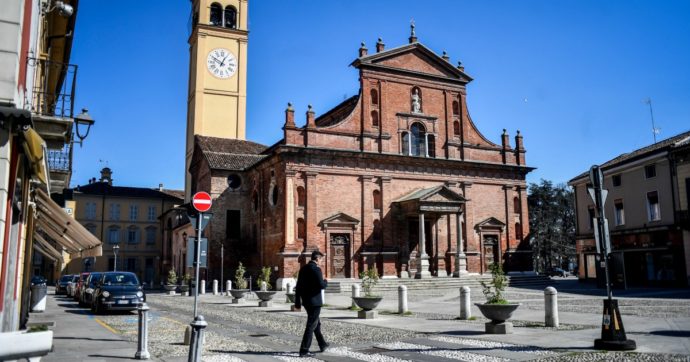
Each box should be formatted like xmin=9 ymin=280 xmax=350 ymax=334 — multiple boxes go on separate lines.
xmin=330 ymin=234 xmax=350 ymax=278
xmin=483 ymin=235 xmax=499 ymax=269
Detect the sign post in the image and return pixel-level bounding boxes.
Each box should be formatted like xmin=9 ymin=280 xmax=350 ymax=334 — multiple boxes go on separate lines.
xmin=188 ymin=192 xmax=212 ymax=362
xmin=588 ymin=165 xmax=636 ymax=351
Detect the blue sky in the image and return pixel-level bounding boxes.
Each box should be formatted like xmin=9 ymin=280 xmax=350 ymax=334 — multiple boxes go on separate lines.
xmin=69 ymin=1 xmax=690 ymax=191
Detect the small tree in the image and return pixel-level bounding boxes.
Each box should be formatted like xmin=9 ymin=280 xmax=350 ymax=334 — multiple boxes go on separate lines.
xmin=257 ymin=266 xmax=272 ymax=290
xmin=182 ymin=273 xmax=192 ymax=285
xmin=235 ymin=262 xmax=248 ymax=290
xmin=166 ymin=270 xmax=177 ymax=285
xmin=359 ymin=267 xmax=379 ymax=297
xmin=480 ymin=263 xmax=508 ymax=304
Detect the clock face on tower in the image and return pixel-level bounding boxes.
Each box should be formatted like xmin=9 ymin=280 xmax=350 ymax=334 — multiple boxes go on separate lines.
xmin=206 ymin=48 xmax=237 ymax=79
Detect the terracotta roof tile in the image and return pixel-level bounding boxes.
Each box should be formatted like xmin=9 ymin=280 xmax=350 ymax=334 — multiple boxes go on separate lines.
xmin=195 ymin=136 xmax=268 ymax=171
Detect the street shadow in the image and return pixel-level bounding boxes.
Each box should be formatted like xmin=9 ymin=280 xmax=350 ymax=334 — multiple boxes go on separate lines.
xmin=87 ymin=354 xmax=132 ymax=359
xmin=434 ymin=330 xmax=485 ymax=336
xmin=54 ymin=336 xmax=125 ymax=342
xmin=325 ymin=316 xmax=359 ymax=320
xmin=63 ymin=309 xmax=90 ymax=315
xmin=648 ymin=330 xmax=690 ymax=338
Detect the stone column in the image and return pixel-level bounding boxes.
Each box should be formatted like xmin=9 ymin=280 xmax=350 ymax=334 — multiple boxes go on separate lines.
xmin=415 ymin=213 xmax=431 ymax=279
xmin=285 ymin=171 xmax=296 ymax=249
xmin=361 ymin=175 xmax=374 ymax=249
xmin=454 ymin=212 xmax=468 ymax=277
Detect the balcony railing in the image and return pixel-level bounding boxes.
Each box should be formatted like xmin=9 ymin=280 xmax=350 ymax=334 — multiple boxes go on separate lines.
xmin=47 ymin=143 xmax=72 ymax=173
xmin=25 ymin=57 xmax=78 ymax=118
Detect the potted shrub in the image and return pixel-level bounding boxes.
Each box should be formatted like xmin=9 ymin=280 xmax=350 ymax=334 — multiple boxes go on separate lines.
xmin=475 ymin=262 xmax=520 ymax=333
xmin=352 ymin=267 xmax=383 ymax=311
xmin=179 ymin=273 xmax=191 ymax=293
xmin=164 ymin=270 xmax=177 ymax=293
xmin=229 ymin=262 xmax=249 ymax=300
xmin=254 ymin=266 xmax=277 ymax=303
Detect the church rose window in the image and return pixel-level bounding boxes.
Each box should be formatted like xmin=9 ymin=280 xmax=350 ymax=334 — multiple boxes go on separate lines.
xmin=210 ymin=3 xmax=222 ymax=26
xmin=227 ymin=174 xmax=242 ymax=190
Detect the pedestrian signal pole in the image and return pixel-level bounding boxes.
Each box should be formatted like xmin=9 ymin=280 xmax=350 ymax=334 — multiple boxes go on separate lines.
xmin=588 ymin=166 xmax=636 ymax=351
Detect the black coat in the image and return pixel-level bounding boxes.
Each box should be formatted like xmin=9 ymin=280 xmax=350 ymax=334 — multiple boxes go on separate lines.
xmin=295 ymin=261 xmax=328 ymax=307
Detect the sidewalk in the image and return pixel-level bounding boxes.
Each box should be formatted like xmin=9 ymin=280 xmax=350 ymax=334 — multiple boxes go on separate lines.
xmin=30 ymin=289 xmax=150 ymax=361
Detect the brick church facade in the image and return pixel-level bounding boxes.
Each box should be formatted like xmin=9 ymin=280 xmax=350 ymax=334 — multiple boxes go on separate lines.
xmin=189 ymin=34 xmax=534 ymax=288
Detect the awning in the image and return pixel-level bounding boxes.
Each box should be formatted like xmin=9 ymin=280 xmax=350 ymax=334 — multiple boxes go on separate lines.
xmin=22 ymin=128 xmax=50 ymax=188
xmin=33 ymin=188 xmax=102 ymax=257
xmin=0 ymin=105 xmax=32 ymax=127
xmin=33 ymin=233 xmax=63 ymax=262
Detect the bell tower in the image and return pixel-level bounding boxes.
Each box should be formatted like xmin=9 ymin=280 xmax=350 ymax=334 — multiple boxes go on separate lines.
xmin=185 ymin=0 xmax=248 ymax=199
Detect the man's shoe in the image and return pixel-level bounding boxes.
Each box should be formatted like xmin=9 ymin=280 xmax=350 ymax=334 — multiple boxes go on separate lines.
xmin=319 ymin=343 xmax=330 ymax=352
xmin=299 ymin=351 xmax=316 ymax=358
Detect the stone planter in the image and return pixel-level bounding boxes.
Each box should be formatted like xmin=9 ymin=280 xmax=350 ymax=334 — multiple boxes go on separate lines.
xmin=178 ymin=284 xmax=190 ymax=293
xmin=0 ymin=330 xmax=53 ymax=360
xmin=229 ymin=289 xmax=249 ymax=300
xmin=164 ymin=285 xmax=176 ymax=291
xmin=285 ymin=292 xmax=296 ymax=303
xmin=254 ymin=291 xmax=277 ymax=301
xmin=352 ymin=296 xmax=383 ymax=311
xmin=475 ymin=303 xmax=520 ymax=334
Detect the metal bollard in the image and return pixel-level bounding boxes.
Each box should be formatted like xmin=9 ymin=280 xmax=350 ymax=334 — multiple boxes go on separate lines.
xmin=226 ymin=280 xmax=232 ymax=296
xmin=200 ymin=280 xmax=206 ymax=295
xmin=351 ymin=284 xmax=360 ymax=308
xmin=212 ymin=280 xmax=218 ymax=295
xmin=286 ymin=282 xmax=292 ymax=303
xmin=544 ymin=286 xmax=559 ymax=328
xmin=135 ymin=303 xmax=150 ymax=359
xmin=398 ymin=285 xmax=408 ymax=314
xmin=460 ymin=286 xmax=471 ymax=320
xmin=260 ymin=281 xmax=267 ymax=291
xmin=187 ymin=315 xmax=208 ymax=362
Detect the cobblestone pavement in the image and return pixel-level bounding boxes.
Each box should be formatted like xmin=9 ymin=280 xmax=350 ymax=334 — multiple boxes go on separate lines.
xmin=86 ymin=284 xmax=690 ymax=362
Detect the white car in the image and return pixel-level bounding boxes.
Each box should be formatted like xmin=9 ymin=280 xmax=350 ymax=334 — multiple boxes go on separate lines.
xmin=66 ymin=275 xmax=79 ymax=297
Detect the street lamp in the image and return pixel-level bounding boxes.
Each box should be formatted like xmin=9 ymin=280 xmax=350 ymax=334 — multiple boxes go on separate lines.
xmin=113 ymin=244 xmax=119 ymax=271
xmin=74 ymin=108 xmax=95 ymax=146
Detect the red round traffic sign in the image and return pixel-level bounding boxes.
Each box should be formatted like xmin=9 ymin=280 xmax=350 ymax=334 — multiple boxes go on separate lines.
xmin=192 ymin=191 xmax=212 ymax=212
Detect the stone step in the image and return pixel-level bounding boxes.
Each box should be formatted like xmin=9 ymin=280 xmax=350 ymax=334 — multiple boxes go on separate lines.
xmin=326 ymin=274 xmax=550 ymax=293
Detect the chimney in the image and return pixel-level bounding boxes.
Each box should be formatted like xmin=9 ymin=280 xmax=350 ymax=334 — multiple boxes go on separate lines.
xmin=284 ymin=102 xmax=295 ymax=127
xmin=515 ymin=130 xmax=524 ymax=150
xmin=409 ymin=21 xmax=417 ymax=43
xmin=100 ymin=167 xmax=113 ymax=186
xmin=159 ymin=183 xmax=163 ymax=191
xmin=376 ymin=38 xmax=385 ymax=52
xmin=457 ymin=61 xmax=465 ymax=72
xmin=501 ymin=129 xmax=511 ymax=149
xmin=306 ymin=104 xmax=315 ymax=128
xmin=358 ymin=42 xmax=368 ymax=57
xmin=442 ymin=51 xmax=450 ymax=62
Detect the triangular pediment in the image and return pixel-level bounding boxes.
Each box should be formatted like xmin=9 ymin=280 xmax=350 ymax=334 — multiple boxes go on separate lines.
xmin=475 ymin=217 xmax=506 ymax=230
xmin=319 ymin=212 xmax=360 ymax=227
xmin=352 ymin=43 xmax=472 ymax=83
xmin=395 ymin=185 xmax=466 ymax=204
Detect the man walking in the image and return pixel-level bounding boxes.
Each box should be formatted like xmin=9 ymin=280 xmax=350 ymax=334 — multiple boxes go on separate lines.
xmin=294 ymin=250 xmax=329 ymax=357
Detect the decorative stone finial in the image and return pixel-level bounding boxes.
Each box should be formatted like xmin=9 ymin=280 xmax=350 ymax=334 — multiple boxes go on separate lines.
xmin=503 ymin=128 xmax=507 ymax=135
xmin=409 ymin=19 xmax=418 ymax=43
xmin=287 ymin=102 xmax=294 ymax=111
xmin=442 ymin=51 xmax=450 ymax=62
xmin=359 ymin=42 xmax=368 ymax=57
xmin=307 ymin=104 xmax=313 ymax=112
xmin=457 ymin=61 xmax=465 ymax=71
xmin=376 ymin=38 xmax=385 ymax=52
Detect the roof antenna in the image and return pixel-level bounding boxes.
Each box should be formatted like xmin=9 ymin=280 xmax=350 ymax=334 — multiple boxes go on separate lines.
xmin=643 ymin=98 xmax=660 ymax=143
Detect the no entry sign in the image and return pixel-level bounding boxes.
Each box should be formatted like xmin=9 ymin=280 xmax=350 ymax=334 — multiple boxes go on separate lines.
xmin=192 ymin=191 xmax=212 ymax=212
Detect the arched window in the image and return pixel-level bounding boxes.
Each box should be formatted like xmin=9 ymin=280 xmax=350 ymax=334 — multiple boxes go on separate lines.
xmin=428 ymin=134 xmax=436 ymax=158
xmin=210 ymin=3 xmax=222 ymax=26
xmin=515 ymin=222 xmax=523 ymax=241
xmin=224 ymin=6 xmax=237 ymax=28
xmin=513 ymin=197 xmax=521 ymax=213
xmin=373 ymin=190 xmax=382 ymax=210
xmin=452 ymin=100 xmax=459 ymax=116
xmin=410 ymin=123 xmax=426 ymax=156
xmin=371 ymin=110 xmax=379 ymax=127
xmin=453 ymin=120 xmax=460 ymax=136
xmin=296 ymin=186 xmax=305 ymax=208
xmin=401 ymin=131 xmax=409 ymax=155
xmin=297 ymin=218 xmax=306 ymax=240
xmin=373 ymin=219 xmax=382 ymax=242
xmin=370 ymin=89 xmax=378 ymax=106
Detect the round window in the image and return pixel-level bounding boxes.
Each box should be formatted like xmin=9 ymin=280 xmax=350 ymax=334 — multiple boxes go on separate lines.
xmin=227 ymin=174 xmax=242 ymax=189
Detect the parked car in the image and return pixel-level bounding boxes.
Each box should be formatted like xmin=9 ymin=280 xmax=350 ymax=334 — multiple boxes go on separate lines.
xmin=30 ymin=275 xmax=47 ymax=285
xmin=73 ymin=272 xmax=90 ymax=301
xmin=91 ymin=272 xmax=145 ymax=314
xmin=548 ymin=267 xmax=569 ymax=277
xmin=66 ymin=275 xmax=79 ymax=297
xmin=80 ymin=272 xmax=103 ymax=307
xmin=56 ymin=274 xmax=72 ymax=295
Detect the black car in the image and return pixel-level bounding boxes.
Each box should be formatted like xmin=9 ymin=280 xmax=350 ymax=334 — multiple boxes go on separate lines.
xmin=80 ymin=272 xmax=103 ymax=307
xmin=30 ymin=275 xmax=47 ymax=285
xmin=56 ymin=274 xmax=72 ymax=295
xmin=91 ymin=272 xmax=145 ymax=314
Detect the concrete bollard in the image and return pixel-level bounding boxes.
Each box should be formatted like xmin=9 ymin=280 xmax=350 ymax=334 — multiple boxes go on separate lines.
xmin=545 ymin=286 xmax=559 ymax=328
xmin=286 ymin=282 xmax=292 ymax=303
xmin=226 ymin=280 xmax=232 ymax=296
xmin=460 ymin=286 xmax=471 ymax=320
xmin=183 ymin=325 xmax=192 ymax=345
xmin=200 ymin=280 xmax=206 ymax=295
xmin=260 ymin=281 xmax=267 ymax=291
xmin=398 ymin=285 xmax=408 ymax=314
xmin=187 ymin=315 xmax=208 ymax=362
xmin=135 ymin=303 xmax=150 ymax=359
xmin=321 ymin=289 xmax=325 ymax=305
xmin=351 ymin=284 xmax=360 ymax=308
xmin=212 ymin=280 xmax=218 ymax=295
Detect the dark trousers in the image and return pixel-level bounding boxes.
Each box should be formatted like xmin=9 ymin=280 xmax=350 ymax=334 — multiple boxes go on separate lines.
xmin=299 ymin=305 xmax=327 ymax=353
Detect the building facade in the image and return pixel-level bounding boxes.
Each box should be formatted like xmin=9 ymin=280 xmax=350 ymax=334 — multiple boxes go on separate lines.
xmin=0 ymin=0 xmax=99 ymax=336
xmin=185 ymin=0 xmax=533 ymax=290
xmin=65 ymin=168 xmax=183 ymax=285
xmin=569 ymin=130 xmax=690 ymax=288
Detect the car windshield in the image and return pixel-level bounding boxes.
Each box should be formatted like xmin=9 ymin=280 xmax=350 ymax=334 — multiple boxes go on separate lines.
xmin=88 ymin=274 xmax=102 ymax=286
xmin=103 ymin=273 xmax=139 ymax=286
xmin=60 ymin=275 xmax=71 ymax=282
